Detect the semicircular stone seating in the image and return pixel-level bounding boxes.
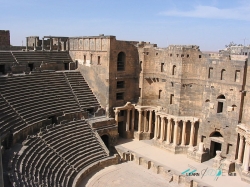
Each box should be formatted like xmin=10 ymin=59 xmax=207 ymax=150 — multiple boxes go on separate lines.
xmin=9 ymin=120 xmax=108 ymax=187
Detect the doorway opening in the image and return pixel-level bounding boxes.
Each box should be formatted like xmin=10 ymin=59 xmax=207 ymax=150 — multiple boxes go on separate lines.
xmin=101 ymin=135 xmax=109 ymax=149
xmin=48 ymin=115 xmax=57 ymax=125
xmin=118 ymin=121 xmax=125 ymax=137
xmin=210 ymin=141 xmax=222 ymax=158
xmin=28 ymin=63 xmax=34 ymax=71
xmin=64 ymin=63 xmax=69 ymax=70
xmin=0 ymin=64 xmax=5 ymax=74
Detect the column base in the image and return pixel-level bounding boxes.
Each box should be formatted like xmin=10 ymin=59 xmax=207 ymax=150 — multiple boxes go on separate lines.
xmin=123 ymin=131 xmax=134 ymax=139
xmin=134 ymin=131 xmax=153 ymax=140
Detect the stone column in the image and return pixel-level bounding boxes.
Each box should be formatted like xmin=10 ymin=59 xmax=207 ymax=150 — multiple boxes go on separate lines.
xmin=131 ymin=108 xmax=135 ymax=131
xmin=153 ymin=115 xmax=158 ymax=139
xmin=138 ymin=110 xmax=142 ymax=132
xmin=166 ymin=118 xmax=171 ymax=144
xmin=34 ymin=37 xmax=37 ymax=51
xmin=173 ymin=119 xmax=179 ymax=146
xmin=148 ymin=110 xmax=152 ymax=133
xmin=57 ymin=38 xmax=60 ymax=51
xmin=181 ymin=121 xmax=187 ymax=146
xmin=189 ymin=121 xmax=195 ymax=147
xmin=243 ymin=141 xmax=250 ymax=173
xmin=114 ymin=109 xmax=119 ymax=126
xmin=237 ymin=135 xmax=244 ymax=164
xmin=26 ymin=37 xmax=28 ymax=51
xmin=160 ymin=117 xmax=165 ymax=141
xmin=157 ymin=116 xmax=161 ymax=138
xmin=50 ymin=38 xmax=53 ymax=51
xmin=144 ymin=110 xmax=147 ymax=132
xmin=126 ymin=109 xmax=131 ymax=131
xmin=42 ymin=37 xmax=44 ymax=51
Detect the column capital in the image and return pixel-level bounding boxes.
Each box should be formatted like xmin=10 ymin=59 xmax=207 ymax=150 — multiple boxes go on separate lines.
xmin=173 ymin=118 xmax=179 ymax=123
xmin=240 ymin=134 xmax=244 ymax=140
xmin=114 ymin=109 xmax=120 ymax=114
xmin=127 ymin=109 xmax=131 ymax=111
xmin=138 ymin=110 xmax=142 ymax=114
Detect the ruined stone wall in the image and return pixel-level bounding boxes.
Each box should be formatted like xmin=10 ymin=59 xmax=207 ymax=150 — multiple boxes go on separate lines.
xmin=69 ymin=36 xmax=112 ymax=109
xmin=109 ymin=39 xmax=140 ymax=115
xmin=139 ymin=44 xmax=204 ymax=117
xmin=200 ymin=54 xmax=246 ymax=158
xmin=0 ymin=30 xmax=10 ymax=50
xmin=69 ymin=36 xmax=140 ymax=115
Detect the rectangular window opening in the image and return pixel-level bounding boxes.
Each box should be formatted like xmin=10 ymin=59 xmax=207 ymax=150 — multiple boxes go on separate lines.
xmin=170 ymin=94 xmax=174 ymax=104
xmin=161 ymin=63 xmax=164 ymax=72
xmin=217 ymin=102 xmax=223 ymax=113
xmin=208 ymin=67 xmax=213 ymax=79
xmin=235 ymin=70 xmax=240 ymax=82
xmin=84 ymin=55 xmax=86 ymax=63
xmin=158 ymin=90 xmax=162 ymax=99
xmin=226 ymin=144 xmax=232 ymax=154
xmin=98 ymin=56 xmax=101 ymax=65
xmin=117 ymin=81 xmax=125 ymax=89
xmin=116 ymin=92 xmax=124 ymax=100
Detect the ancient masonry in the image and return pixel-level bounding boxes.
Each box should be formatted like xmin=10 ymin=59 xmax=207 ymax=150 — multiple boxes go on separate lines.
xmin=1 ymin=30 xmax=250 ymax=186
xmin=0 ymin=30 xmax=10 ymax=50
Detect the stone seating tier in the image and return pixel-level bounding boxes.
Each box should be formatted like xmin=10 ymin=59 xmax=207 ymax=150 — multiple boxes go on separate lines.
xmin=10 ymin=120 xmax=108 ymax=187
xmin=11 ymin=51 xmax=72 ymax=64
xmin=0 ymin=52 xmax=15 ymax=63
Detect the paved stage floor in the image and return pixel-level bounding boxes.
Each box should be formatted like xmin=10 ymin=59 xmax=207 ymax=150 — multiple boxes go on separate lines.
xmin=79 ymin=138 xmax=249 ymax=187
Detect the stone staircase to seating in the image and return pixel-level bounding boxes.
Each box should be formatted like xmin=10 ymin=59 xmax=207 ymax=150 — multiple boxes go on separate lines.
xmin=64 ymin=71 xmax=101 ymax=111
xmin=8 ymin=120 xmax=109 ymax=187
xmin=0 ymin=94 xmax=26 ymax=137
xmin=0 ymin=72 xmax=81 ymax=126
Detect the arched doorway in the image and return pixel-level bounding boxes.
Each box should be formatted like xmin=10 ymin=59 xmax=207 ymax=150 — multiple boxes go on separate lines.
xmin=101 ymin=135 xmax=109 ymax=149
xmin=209 ymin=131 xmax=223 ymax=158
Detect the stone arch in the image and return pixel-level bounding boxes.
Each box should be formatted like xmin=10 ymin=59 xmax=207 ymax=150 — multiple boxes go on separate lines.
xmin=217 ymin=95 xmax=226 ymax=113
xmin=209 ymin=131 xmax=223 ymax=137
xmin=117 ymin=52 xmax=126 ymax=71
xmin=221 ymin=69 xmax=226 ymax=80
xmin=172 ymin=65 xmax=176 ymax=75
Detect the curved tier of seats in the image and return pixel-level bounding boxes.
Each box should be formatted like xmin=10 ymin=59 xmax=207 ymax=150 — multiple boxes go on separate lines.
xmin=9 ymin=120 xmax=108 ymax=187
xmin=11 ymin=51 xmax=72 ymax=64
xmin=0 ymin=71 xmax=101 ymax=138
xmin=0 ymin=51 xmax=15 ymax=64
xmin=0 ymin=72 xmax=81 ymax=126
xmin=0 ymin=94 xmax=26 ymax=136
xmin=64 ymin=71 xmax=100 ymax=110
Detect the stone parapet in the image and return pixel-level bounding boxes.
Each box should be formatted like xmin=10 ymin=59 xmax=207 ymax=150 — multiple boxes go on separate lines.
xmin=116 ymin=147 xmax=211 ymax=187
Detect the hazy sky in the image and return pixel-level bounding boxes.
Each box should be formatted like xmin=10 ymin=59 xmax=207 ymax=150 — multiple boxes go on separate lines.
xmin=1 ymin=0 xmax=250 ymax=51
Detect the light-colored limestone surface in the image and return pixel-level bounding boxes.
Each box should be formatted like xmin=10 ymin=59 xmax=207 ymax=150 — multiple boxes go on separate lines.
xmin=115 ymin=138 xmax=249 ymax=187
xmin=81 ymin=162 xmax=179 ymax=187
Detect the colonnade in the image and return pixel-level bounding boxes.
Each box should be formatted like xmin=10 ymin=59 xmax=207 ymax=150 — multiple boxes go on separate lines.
xmin=153 ymin=114 xmax=198 ymax=147
xmin=114 ymin=104 xmax=199 ymax=148
xmin=236 ymin=133 xmax=250 ymax=173
xmin=114 ymin=108 xmax=135 ymax=132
